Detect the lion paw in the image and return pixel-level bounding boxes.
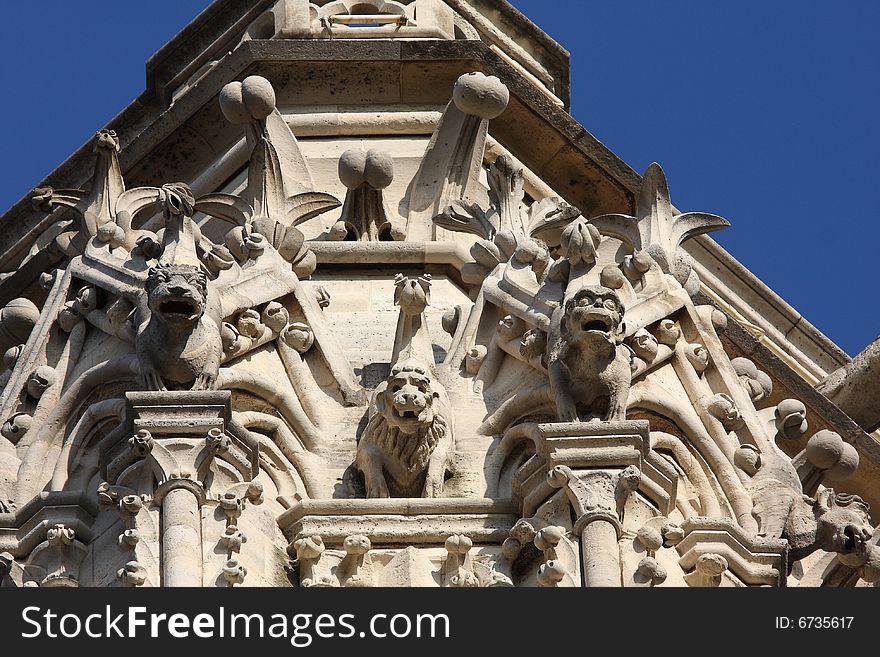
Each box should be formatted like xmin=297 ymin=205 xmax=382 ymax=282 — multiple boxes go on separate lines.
xmin=193 ymin=371 xmax=217 ymax=391
xmin=141 ymin=368 xmax=166 ymax=391
xmin=422 ymin=476 xmax=444 ymax=498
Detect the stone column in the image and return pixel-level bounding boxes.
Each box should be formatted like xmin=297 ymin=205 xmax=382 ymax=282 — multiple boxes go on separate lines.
xmin=126 ymin=391 xmax=232 ymax=588
xmin=526 ymin=421 xmax=648 ymax=588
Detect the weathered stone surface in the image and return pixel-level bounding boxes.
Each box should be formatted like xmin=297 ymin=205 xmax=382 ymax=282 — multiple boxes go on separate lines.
xmin=0 ymin=1 xmax=876 ymax=590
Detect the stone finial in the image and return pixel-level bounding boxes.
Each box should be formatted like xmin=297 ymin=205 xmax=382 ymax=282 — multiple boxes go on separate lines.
xmin=333 ymin=148 xmax=401 ymax=241
xmin=589 ymin=162 xmax=730 ymax=296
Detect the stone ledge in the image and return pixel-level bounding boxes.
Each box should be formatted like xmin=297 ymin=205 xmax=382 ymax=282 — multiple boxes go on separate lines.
xmin=278 ymin=497 xmax=517 ymax=547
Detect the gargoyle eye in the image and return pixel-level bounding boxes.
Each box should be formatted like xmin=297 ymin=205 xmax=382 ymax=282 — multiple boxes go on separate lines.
xmin=604 ymin=298 xmax=617 ymax=311
xmin=577 ymin=296 xmax=592 ymax=307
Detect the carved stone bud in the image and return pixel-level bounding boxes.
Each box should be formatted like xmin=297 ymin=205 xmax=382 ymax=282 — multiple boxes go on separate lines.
xmin=731 ymin=357 xmax=773 ymax=403
xmin=470 ymin=240 xmax=503 ymax=269
xmin=501 ymin=537 xmax=522 ymax=560
xmin=282 ymin=322 xmax=314 ymax=353
xmin=441 ymin=306 xmax=461 ymax=336
xmin=1 ymin=412 xmax=31 ymax=442
xmin=314 ymin=287 xmax=331 ymax=309
xmin=685 ymin=343 xmax=709 ymax=374
xmin=118 ymin=529 xmax=140 ymax=549
xmin=599 ymin=265 xmax=626 ymax=290
xmin=0 ymin=551 xmax=14 ymax=578
xmin=444 ymin=534 xmax=472 ymax=555
xmin=117 ymin=561 xmax=147 ymax=586
xmin=519 ymin=328 xmax=547 ymax=362
xmin=536 ymin=560 xmax=566 ymax=587
xmin=223 ymin=558 xmax=247 ymax=585
xmin=774 ymin=399 xmax=808 ymax=440
xmin=655 ymin=319 xmax=680 ymax=346
xmin=497 ymin=314 xmax=525 ymax=341
xmin=688 ymin=553 xmax=728 ymax=587
xmin=129 ymin=429 xmax=154 ymax=457
xmin=622 ymin=251 xmax=652 ymax=279
xmin=734 ymin=444 xmax=762 ymax=476
xmin=243 ymin=232 xmax=267 ymax=260
xmin=221 ymin=525 xmax=247 ymax=553
xmin=558 ymin=219 xmax=601 ymax=266
xmin=220 ymin=75 xmax=276 ymax=124
xmin=338 ymin=148 xmax=394 ymax=190
xmin=534 ymin=526 xmax=565 ymax=552
xmin=27 ymin=365 xmax=57 ymax=399
xmin=636 ymin=556 xmax=667 ymax=585
xmin=0 ymin=298 xmax=39 ymax=344
xmin=707 ymin=393 xmax=744 ymax=431
xmin=46 ymin=524 xmax=75 ymax=546
xmin=636 ymin=525 xmax=664 ymax=553
xmin=261 ymin=302 xmax=289 ymax=334
xmin=58 ymin=301 xmax=81 ymax=332
xmin=805 ymin=430 xmax=846 ymax=469
xmin=805 ymin=430 xmax=859 ymax=479
xmin=343 ymin=534 xmax=371 ymax=556
xmin=292 ymin=535 xmax=325 ymax=561
xmin=120 ymin=495 xmax=144 ymax=515
xmin=3 ymin=344 xmax=22 ymax=371
xmin=464 ymin=345 xmax=487 ymax=375
xmin=661 ymin=522 xmax=684 ymax=547
xmin=236 ymin=309 xmax=264 ymax=339
xmin=206 ymin=427 xmax=230 ymax=455
xmin=452 ymin=72 xmax=509 ymax=119
xmin=630 ymin=329 xmax=659 ymax=362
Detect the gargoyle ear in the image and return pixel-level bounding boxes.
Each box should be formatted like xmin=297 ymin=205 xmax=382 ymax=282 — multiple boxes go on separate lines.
xmin=816 ymin=488 xmax=834 ymax=512
xmin=374 ymin=383 xmax=388 ymax=413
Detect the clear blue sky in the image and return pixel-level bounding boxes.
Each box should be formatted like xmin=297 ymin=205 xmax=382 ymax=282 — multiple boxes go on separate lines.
xmin=0 ymin=1 xmax=877 ymax=357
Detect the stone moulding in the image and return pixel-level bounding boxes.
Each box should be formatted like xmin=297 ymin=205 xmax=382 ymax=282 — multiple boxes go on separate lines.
xmin=279 ymin=498 xmax=517 ymax=547
xmin=676 ymin=517 xmax=788 ymax=587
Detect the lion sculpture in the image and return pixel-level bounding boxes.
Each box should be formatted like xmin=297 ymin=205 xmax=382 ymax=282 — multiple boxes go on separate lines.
xmin=136 ymin=263 xmax=223 ymax=390
xmin=547 ymin=285 xmax=631 ymax=422
xmin=355 ymin=363 xmax=454 ymax=498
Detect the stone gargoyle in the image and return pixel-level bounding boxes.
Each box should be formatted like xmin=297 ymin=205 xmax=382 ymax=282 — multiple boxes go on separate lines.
xmin=136 ymin=263 xmax=223 ymax=391
xmin=751 ymin=482 xmax=873 ymax=563
xmin=355 ymin=363 xmax=454 ymax=498
xmin=547 ymin=285 xmax=631 ymax=422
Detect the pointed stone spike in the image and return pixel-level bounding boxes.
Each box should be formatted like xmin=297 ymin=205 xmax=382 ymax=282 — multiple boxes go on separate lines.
xmin=636 ymin=162 xmax=674 ymax=246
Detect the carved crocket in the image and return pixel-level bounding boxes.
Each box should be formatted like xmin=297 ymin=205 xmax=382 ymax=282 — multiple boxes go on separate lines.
xmin=547 ymin=285 xmax=631 ymax=422
xmin=355 ymin=363 xmax=454 ymax=498
xmin=135 ymin=263 xmax=223 ymax=391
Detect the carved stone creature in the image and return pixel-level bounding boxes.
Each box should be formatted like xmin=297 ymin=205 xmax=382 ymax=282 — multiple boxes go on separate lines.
xmin=547 ymin=286 xmax=631 ymax=422
xmin=751 ymin=482 xmax=873 ymax=562
xmin=355 ymin=364 xmax=454 ymax=498
xmin=136 ymin=263 xmax=222 ymax=390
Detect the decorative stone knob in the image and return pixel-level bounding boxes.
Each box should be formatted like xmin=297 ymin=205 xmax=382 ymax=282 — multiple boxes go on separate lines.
xmin=452 ymin=72 xmax=509 ymax=119
xmin=338 ymin=148 xmax=394 ymax=190
xmin=220 ymin=75 xmax=277 ymax=124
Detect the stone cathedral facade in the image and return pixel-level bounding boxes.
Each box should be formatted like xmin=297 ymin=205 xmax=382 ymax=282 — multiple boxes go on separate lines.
xmin=0 ymin=0 xmax=878 ymax=588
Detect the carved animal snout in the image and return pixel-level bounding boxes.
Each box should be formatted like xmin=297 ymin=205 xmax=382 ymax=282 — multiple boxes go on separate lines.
xmin=393 ymin=389 xmax=427 ymax=414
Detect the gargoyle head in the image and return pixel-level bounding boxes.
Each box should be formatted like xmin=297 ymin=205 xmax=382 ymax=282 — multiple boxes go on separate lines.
xmin=562 ymin=285 xmax=625 ymax=345
xmin=814 ymin=490 xmax=873 ymax=558
xmin=375 ymin=363 xmax=440 ymax=435
xmin=146 ymin=263 xmax=208 ymax=325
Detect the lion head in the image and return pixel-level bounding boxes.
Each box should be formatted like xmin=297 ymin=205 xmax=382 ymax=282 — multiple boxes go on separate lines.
xmin=146 ymin=263 xmax=208 ymax=325
xmin=368 ymin=363 xmax=449 ymax=476
xmin=814 ymin=490 xmax=873 ymax=557
xmin=561 ymin=285 xmax=625 ymax=344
